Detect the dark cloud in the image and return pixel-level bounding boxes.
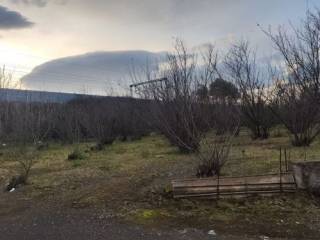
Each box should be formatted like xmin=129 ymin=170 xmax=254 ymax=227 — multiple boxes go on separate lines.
xmin=0 ymin=5 xmax=34 ymax=29
xmin=9 ymin=0 xmax=67 ymax=8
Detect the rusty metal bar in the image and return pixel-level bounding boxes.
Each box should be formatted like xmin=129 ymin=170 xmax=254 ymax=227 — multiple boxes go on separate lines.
xmin=279 ymin=147 xmax=283 ymax=193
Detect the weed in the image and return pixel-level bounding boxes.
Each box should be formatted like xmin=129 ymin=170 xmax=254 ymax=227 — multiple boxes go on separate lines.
xmin=68 ymin=147 xmax=86 ymax=161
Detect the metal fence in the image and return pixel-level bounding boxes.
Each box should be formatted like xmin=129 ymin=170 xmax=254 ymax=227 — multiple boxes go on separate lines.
xmin=222 ymin=147 xmax=302 ymax=178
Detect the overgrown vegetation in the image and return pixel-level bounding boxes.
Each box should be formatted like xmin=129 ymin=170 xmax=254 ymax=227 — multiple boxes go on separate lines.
xmin=67 ymin=147 xmax=86 ymax=161
xmin=0 ymin=133 xmax=320 ymax=238
xmin=264 ymin=10 xmax=320 ymax=146
xmin=5 ymin=146 xmax=38 ymax=191
xmin=1 ymin=9 xmax=320 ymax=181
xmin=224 ymin=40 xmax=275 ymax=140
xmin=1 ymin=5 xmax=320 ymax=240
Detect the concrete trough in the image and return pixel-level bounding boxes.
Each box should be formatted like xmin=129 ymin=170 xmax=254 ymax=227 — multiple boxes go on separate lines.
xmin=292 ymin=161 xmax=320 ymax=196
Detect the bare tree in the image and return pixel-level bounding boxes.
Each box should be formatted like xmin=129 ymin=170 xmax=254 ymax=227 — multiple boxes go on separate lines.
xmin=134 ymin=40 xmax=239 ymax=176
xmin=196 ymin=79 xmax=240 ymax=135
xmin=224 ymin=41 xmax=274 ymax=139
xmin=53 ymin=101 xmax=83 ymax=144
xmin=0 ymin=68 xmax=55 ymax=145
xmin=135 ymin=40 xmax=213 ymax=152
xmin=264 ymin=9 xmax=320 ymax=146
xmin=0 ymin=66 xmax=19 ymax=89
xmin=209 ymin=78 xmax=239 ymax=103
xmin=78 ymin=97 xmax=117 ymax=148
xmin=0 ymin=67 xmax=20 ymax=141
xmin=268 ymin=68 xmax=320 ymax=146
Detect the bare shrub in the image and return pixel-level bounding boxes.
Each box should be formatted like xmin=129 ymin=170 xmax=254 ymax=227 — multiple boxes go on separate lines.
xmin=135 ymin=41 xmax=220 ymax=153
xmin=264 ymin=10 xmax=320 ymax=146
xmin=133 ymin=40 xmax=240 ymax=176
xmin=196 ymin=129 xmax=236 ymax=178
xmin=68 ymin=147 xmax=85 ymax=161
xmin=77 ymin=97 xmax=117 ymax=146
xmin=6 ymin=147 xmax=37 ymax=191
xmin=0 ymin=66 xmax=19 ymax=89
xmin=17 ymin=148 xmax=36 ymax=182
xmin=0 ymin=65 xmax=153 ymax=146
xmin=224 ymin=41 xmax=274 ymax=139
xmin=269 ymin=76 xmax=320 ymax=146
xmin=55 ymin=101 xmax=84 ymax=144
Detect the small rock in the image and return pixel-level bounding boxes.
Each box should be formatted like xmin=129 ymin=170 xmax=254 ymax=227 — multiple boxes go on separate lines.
xmin=260 ymin=236 xmax=270 ymax=240
xmin=9 ymin=188 xmax=15 ymax=193
xmin=208 ymin=230 xmax=216 ymax=236
xmin=178 ymin=229 xmax=188 ymax=234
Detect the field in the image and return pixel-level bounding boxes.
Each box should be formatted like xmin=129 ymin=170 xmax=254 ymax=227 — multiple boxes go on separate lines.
xmin=0 ymin=129 xmax=320 ymax=239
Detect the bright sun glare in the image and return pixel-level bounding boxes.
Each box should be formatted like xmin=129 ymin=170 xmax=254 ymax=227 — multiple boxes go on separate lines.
xmin=0 ymin=43 xmax=46 ymax=87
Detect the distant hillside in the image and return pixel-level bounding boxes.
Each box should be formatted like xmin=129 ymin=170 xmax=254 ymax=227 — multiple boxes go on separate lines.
xmin=0 ymin=88 xmax=99 ymax=103
xmin=21 ymin=50 xmax=164 ymax=95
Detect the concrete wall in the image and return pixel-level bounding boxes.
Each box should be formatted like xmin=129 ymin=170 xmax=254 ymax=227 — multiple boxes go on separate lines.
xmin=293 ymin=161 xmax=320 ymax=196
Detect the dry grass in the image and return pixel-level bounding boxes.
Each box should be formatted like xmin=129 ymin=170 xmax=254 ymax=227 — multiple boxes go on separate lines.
xmin=0 ymin=130 xmax=319 ymax=239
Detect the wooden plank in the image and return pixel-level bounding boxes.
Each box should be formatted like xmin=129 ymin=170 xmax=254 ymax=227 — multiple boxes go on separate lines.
xmin=172 ymin=173 xmax=297 ymax=199
xmin=171 ymin=173 xmax=293 ymax=183
xmin=172 ymin=174 xmax=295 ymax=188
xmin=174 ymin=188 xmax=297 ymax=197
xmin=174 ymin=184 xmax=295 ymax=192
xmin=173 ymin=186 xmax=296 ymax=196
xmin=172 ymin=173 xmax=287 ymax=182
xmin=174 ymin=182 xmax=295 ymax=189
xmin=172 ymin=174 xmax=295 ymax=185
xmin=173 ymin=189 xmax=296 ymax=199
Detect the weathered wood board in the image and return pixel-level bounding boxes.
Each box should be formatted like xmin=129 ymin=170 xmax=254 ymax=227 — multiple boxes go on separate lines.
xmin=172 ymin=173 xmax=297 ymax=199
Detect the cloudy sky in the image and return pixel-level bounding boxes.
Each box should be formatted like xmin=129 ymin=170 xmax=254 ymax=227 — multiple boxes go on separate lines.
xmin=0 ymin=0 xmax=318 ymax=94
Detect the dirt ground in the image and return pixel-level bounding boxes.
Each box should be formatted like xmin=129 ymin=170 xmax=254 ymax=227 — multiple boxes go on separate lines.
xmin=0 ymin=133 xmax=320 ymax=239
xmin=0 ymin=199 xmax=313 ymax=240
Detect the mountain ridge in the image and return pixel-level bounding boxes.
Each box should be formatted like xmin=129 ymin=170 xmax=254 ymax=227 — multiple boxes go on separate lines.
xmin=21 ymin=50 xmax=165 ymax=95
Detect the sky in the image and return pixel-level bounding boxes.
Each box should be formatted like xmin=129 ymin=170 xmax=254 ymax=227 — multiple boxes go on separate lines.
xmin=0 ymin=0 xmax=318 ymax=94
